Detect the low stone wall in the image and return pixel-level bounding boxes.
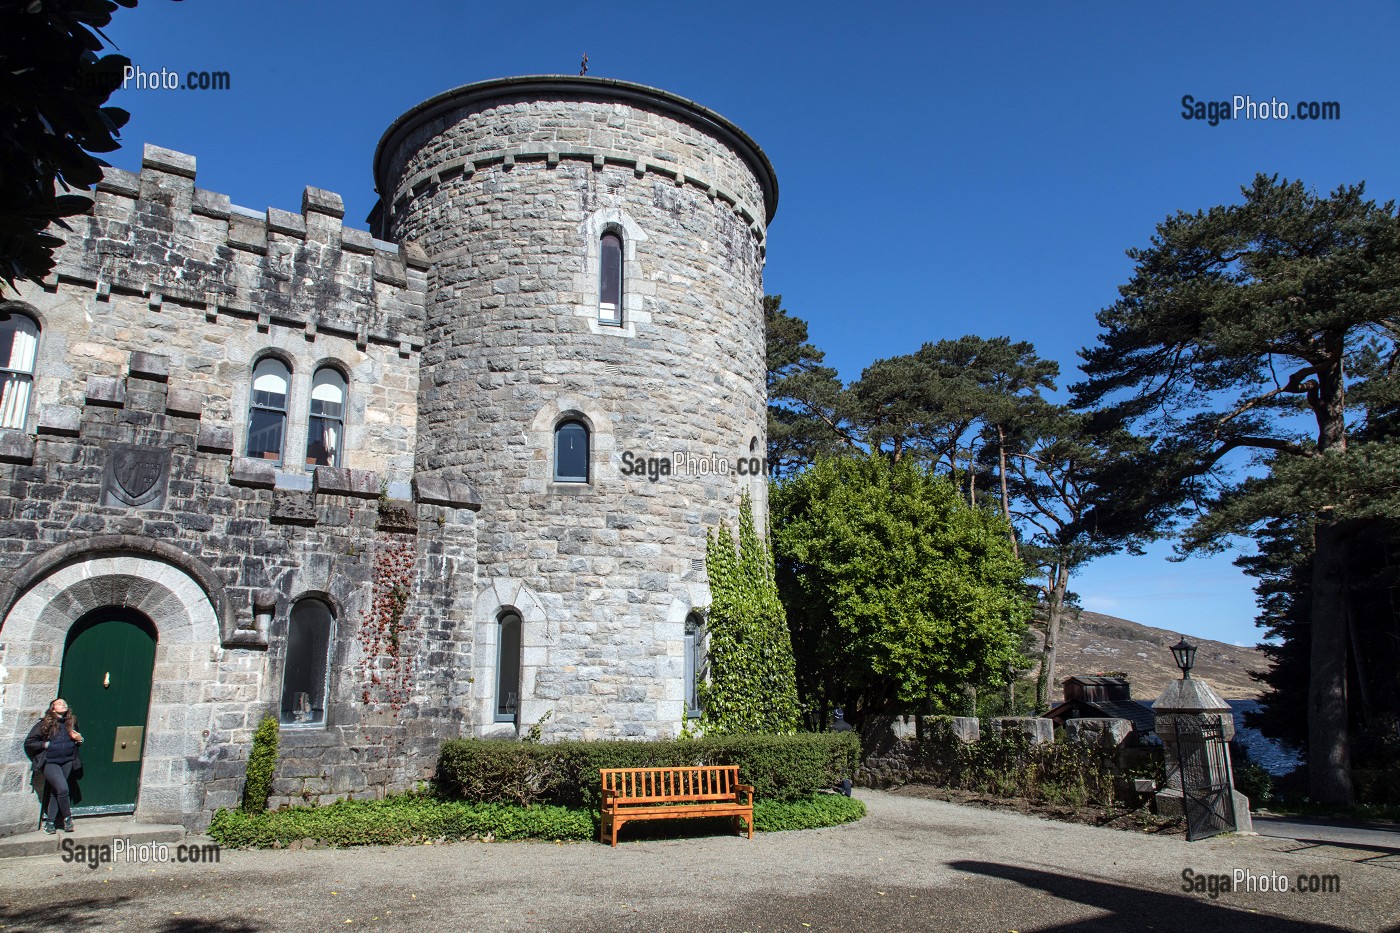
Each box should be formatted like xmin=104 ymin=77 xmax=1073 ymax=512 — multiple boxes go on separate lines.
xmin=859 ymin=716 xmax=1158 ymax=808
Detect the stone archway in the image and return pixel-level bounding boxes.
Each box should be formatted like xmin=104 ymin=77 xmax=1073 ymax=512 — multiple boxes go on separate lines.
xmin=0 ymin=552 xmax=227 ymax=836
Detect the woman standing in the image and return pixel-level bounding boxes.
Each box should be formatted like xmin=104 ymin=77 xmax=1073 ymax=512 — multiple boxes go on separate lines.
xmin=24 ymin=699 xmax=83 ymax=833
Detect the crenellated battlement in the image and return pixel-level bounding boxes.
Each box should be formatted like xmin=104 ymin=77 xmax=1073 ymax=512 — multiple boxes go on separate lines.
xmin=50 ymin=143 xmax=427 ymax=353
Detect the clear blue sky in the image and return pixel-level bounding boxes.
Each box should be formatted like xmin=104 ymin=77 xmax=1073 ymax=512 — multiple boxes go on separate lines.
xmin=98 ymin=1 xmax=1400 ymax=649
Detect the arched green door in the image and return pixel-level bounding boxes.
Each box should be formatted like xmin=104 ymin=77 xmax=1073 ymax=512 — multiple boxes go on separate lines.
xmin=57 ymin=610 xmax=157 ymax=814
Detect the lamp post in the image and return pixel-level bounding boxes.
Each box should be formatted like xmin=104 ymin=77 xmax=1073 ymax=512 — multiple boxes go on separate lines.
xmin=1170 ymin=638 xmax=1197 ymax=679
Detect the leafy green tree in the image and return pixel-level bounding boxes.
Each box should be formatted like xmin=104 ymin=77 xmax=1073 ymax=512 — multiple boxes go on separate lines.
xmin=700 ymin=492 xmax=801 ymax=735
xmin=0 ymin=0 xmax=136 ymax=291
xmin=771 ymin=453 xmax=1030 ymax=728
xmin=1073 ymin=175 xmax=1400 ymax=804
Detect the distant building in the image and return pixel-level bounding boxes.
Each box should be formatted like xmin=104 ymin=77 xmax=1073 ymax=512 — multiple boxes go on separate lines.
xmin=1045 ymin=675 xmax=1156 ymax=738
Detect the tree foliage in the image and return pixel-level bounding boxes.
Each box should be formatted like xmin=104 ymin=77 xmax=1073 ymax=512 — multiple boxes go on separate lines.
xmin=771 ymin=454 xmax=1030 ymax=727
xmin=0 ymin=0 xmax=136 ymax=291
xmin=699 ymin=492 xmax=801 ymax=735
xmin=1073 ymin=174 xmax=1400 ymax=804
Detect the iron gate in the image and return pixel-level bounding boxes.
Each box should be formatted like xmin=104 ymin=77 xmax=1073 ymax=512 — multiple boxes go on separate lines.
xmin=1172 ymin=717 xmax=1237 ymax=841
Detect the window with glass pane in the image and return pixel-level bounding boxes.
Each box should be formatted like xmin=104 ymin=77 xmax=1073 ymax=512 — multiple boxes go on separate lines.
xmin=247 ymin=357 xmax=290 ymax=462
xmin=554 ymin=420 xmax=589 ymax=483
xmin=598 ymin=232 xmax=622 ymax=324
xmin=280 ymin=599 xmax=333 ymax=726
xmin=685 ymin=612 xmax=705 ymax=718
xmin=306 ymin=367 xmax=346 ymax=467
xmin=496 ymin=611 xmax=522 ymax=722
xmin=0 ymin=312 xmax=38 ymax=431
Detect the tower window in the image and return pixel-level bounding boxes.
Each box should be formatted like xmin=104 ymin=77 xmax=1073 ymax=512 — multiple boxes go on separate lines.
xmin=306 ymin=366 xmax=347 ymax=467
xmin=599 ymin=231 xmax=623 ymax=325
xmin=0 ymin=311 xmax=38 ymax=431
xmin=685 ymin=612 xmax=706 ymax=718
xmin=554 ymin=419 xmax=589 ymax=483
xmin=496 ymin=610 xmax=522 ymax=723
xmin=247 ymin=357 xmax=290 ymax=463
xmin=280 ymin=598 xmax=333 ymax=726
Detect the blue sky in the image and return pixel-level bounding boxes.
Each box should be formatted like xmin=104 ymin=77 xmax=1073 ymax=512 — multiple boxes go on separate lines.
xmin=97 ymin=1 xmax=1400 ymax=648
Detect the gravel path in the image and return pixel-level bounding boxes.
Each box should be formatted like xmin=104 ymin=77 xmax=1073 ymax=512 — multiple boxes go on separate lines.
xmin=0 ymin=790 xmax=1395 ymax=932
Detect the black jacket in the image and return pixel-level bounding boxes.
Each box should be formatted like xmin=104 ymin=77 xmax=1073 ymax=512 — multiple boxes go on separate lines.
xmin=24 ymin=720 xmax=83 ymax=773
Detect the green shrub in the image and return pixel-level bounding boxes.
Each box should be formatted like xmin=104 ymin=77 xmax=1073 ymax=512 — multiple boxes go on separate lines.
xmin=755 ymin=793 xmax=865 ymax=832
xmin=209 ymin=795 xmax=593 ymax=848
xmin=436 ymin=732 xmax=860 ymax=809
xmin=241 ymin=714 xmax=280 ymax=813
xmin=207 ymin=791 xmax=864 ymax=848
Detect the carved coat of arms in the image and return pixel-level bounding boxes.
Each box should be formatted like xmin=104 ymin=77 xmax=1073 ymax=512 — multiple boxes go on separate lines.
xmin=102 ymin=444 xmax=171 ymax=508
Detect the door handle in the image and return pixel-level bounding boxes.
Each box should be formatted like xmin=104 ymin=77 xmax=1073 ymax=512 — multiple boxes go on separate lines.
xmin=103 ymin=672 xmax=110 ymax=688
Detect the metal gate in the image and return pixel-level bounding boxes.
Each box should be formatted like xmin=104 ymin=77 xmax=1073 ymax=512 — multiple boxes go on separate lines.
xmin=1172 ymin=718 xmax=1237 ymax=841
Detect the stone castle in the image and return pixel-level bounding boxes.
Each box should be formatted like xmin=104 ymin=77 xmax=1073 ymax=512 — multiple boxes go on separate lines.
xmin=0 ymin=75 xmax=777 ymax=834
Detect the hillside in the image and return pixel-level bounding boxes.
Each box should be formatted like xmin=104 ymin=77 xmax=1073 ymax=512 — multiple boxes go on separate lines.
xmin=1050 ymin=610 xmax=1267 ymax=701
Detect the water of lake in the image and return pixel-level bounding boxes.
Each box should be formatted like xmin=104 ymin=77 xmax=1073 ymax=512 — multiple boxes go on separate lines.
xmin=1227 ymin=699 xmax=1303 ymax=776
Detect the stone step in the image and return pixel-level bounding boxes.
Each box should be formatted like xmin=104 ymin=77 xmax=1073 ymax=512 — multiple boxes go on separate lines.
xmin=0 ymin=816 xmax=184 ymax=860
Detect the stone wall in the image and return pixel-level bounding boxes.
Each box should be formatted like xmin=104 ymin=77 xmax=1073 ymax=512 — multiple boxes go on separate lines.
xmin=0 ymin=146 xmax=478 ymax=834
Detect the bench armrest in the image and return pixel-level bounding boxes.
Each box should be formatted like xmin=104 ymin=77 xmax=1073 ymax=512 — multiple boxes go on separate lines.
xmin=735 ymin=783 xmax=755 ymax=803
xmin=601 ymin=788 xmax=619 ymax=800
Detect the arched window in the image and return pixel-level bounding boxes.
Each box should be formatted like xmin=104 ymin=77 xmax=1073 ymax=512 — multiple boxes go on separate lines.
xmin=684 ymin=612 xmax=706 ymax=718
xmin=554 ymin=419 xmax=589 ymax=483
xmin=496 ymin=610 xmax=522 ymax=723
xmin=280 ymin=598 xmax=333 ymax=726
xmin=598 ymin=231 xmax=623 ymax=325
xmin=247 ymin=357 xmax=290 ymax=463
xmin=0 ymin=311 xmax=38 ymax=431
xmin=306 ymin=366 xmax=346 ymax=467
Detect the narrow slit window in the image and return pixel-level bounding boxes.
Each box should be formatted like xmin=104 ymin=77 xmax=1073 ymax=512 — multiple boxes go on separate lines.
xmin=684 ymin=612 xmax=706 ymax=718
xmin=0 ymin=312 xmax=38 ymax=431
xmin=554 ymin=419 xmax=589 ymax=483
xmin=599 ymin=231 xmax=622 ymax=325
xmin=306 ymin=367 xmax=346 ymax=467
xmin=496 ymin=611 xmax=522 ymax=723
xmin=280 ymin=598 xmax=333 ymax=726
xmin=247 ymin=357 xmax=290 ymax=464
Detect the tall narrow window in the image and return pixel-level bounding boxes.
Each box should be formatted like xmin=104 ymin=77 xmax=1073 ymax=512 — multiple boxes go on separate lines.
xmin=554 ymin=419 xmax=589 ymax=483
xmin=247 ymin=357 xmax=290 ymax=463
xmin=306 ymin=366 xmax=346 ymax=467
xmin=0 ymin=312 xmax=38 ymax=431
xmin=598 ymin=231 xmax=623 ymax=325
xmin=280 ymin=598 xmax=333 ymax=726
xmin=496 ymin=610 xmax=522 ymax=723
xmin=684 ymin=612 xmax=706 ymax=718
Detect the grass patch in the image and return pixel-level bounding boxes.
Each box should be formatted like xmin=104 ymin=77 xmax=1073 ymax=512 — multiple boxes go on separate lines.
xmin=207 ymin=792 xmax=865 ymax=849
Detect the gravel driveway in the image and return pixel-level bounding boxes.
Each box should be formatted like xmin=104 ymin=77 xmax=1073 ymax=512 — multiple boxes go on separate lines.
xmin=0 ymin=789 xmax=1395 ymax=932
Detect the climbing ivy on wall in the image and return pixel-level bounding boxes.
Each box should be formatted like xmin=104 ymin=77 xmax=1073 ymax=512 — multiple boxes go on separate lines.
xmin=699 ymin=492 xmax=801 ymax=735
xmin=357 ymin=533 xmax=417 ymax=711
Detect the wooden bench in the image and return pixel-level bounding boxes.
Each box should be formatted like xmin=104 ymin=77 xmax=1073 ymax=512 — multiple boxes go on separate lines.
xmin=599 ymin=765 xmax=754 ymax=847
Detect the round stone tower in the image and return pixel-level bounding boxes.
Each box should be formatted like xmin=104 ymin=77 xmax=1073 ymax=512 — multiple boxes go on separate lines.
xmin=373 ymin=76 xmax=778 ymax=739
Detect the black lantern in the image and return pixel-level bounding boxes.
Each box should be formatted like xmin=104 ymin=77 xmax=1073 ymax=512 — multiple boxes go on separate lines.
xmin=1170 ymin=638 xmax=1197 ymax=679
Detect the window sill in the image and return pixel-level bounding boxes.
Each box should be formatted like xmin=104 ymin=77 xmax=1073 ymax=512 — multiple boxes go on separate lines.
xmin=549 ymin=481 xmax=595 ymax=496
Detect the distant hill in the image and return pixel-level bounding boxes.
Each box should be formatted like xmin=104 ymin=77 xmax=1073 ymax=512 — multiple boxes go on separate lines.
xmin=1051 ymin=610 xmax=1267 ymax=701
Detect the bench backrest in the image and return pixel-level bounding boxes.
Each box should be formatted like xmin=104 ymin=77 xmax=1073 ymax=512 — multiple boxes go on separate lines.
xmin=600 ymin=765 xmax=743 ymax=803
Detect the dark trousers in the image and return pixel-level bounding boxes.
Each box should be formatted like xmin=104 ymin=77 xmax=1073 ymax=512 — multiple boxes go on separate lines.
xmin=42 ymin=761 xmax=74 ymax=826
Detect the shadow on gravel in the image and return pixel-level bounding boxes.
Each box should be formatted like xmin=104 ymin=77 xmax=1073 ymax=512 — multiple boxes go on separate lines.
xmin=949 ymin=861 xmax=1360 ymax=932
xmin=0 ymin=897 xmax=263 ymax=933
xmin=0 ymin=896 xmax=134 ymax=931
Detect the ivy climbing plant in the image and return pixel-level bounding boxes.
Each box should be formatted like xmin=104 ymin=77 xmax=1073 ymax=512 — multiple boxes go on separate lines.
xmin=699 ymin=492 xmax=801 ymax=735
xmin=357 ymin=533 xmax=418 ymax=711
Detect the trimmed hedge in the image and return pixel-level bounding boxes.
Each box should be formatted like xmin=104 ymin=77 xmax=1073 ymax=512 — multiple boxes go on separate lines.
xmin=206 ymin=792 xmax=865 ymax=848
xmin=241 ymin=715 xmax=279 ymax=813
xmin=436 ymin=732 xmax=860 ymax=809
